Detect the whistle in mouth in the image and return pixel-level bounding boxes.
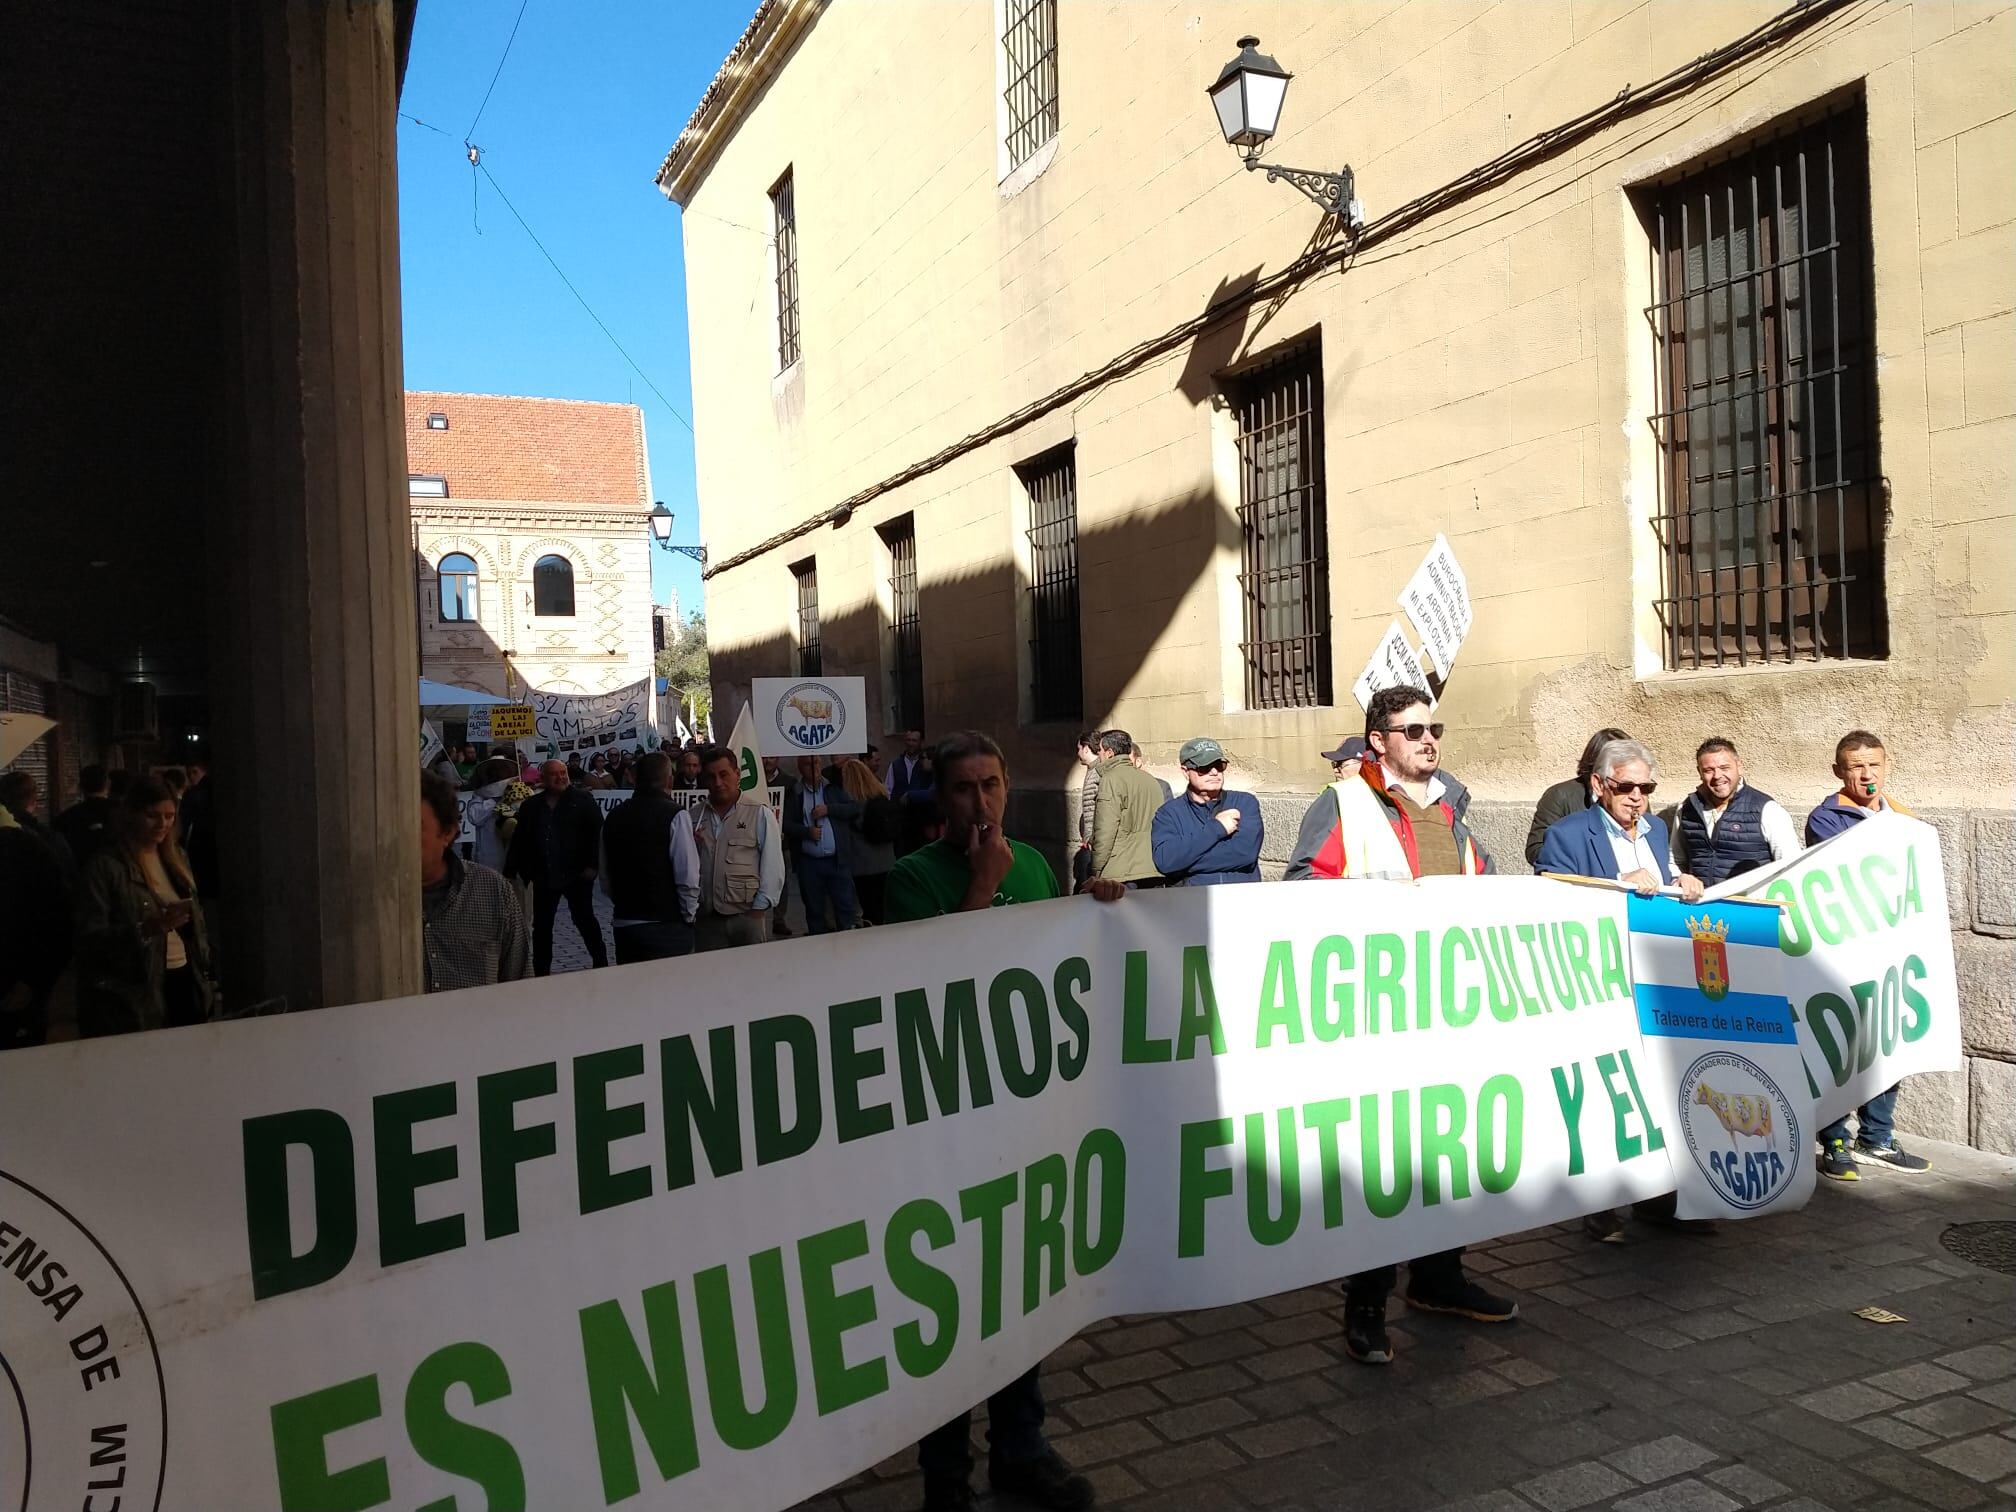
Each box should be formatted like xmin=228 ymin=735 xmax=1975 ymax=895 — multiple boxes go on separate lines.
xmin=1863 ymin=782 xmax=1877 ymax=794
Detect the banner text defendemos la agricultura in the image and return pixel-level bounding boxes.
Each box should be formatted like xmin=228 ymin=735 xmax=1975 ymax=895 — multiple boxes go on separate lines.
xmin=245 ymin=883 xmax=1644 ymax=1506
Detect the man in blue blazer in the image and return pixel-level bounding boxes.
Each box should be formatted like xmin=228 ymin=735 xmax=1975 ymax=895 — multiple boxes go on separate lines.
xmin=1537 ymin=737 xmax=1705 ymax=903
xmin=1540 ymin=736 xmax=1710 ymax=1243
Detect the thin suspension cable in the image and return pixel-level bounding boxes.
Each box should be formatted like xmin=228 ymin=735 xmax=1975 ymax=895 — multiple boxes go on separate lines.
xmin=475 ymin=160 xmax=694 ymax=434
xmin=465 ymin=0 xmax=532 ymax=144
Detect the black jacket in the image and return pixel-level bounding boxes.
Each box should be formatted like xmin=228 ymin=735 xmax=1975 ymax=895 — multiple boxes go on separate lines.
xmin=504 ymin=785 xmax=604 ymax=890
xmin=603 ymin=791 xmax=684 ymax=922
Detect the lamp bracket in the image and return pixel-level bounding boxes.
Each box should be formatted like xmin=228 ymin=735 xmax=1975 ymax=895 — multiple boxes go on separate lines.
xmin=1248 ymin=158 xmax=1364 ymax=231
xmin=659 ymin=543 xmax=708 ymax=565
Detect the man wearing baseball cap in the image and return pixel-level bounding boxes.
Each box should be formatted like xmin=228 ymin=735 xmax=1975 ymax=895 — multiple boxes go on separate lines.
xmin=1150 ymin=737 xmax=1264 ymax=885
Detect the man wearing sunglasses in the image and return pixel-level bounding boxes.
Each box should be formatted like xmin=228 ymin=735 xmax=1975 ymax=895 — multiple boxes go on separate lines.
xmin=1149 ymin=737 xmax=1263 ymax=885
xmin=1286 ymin=685 xmax=1512 ymax=1363
xmin=1537 ymin=738 xmax=1704 ymax=903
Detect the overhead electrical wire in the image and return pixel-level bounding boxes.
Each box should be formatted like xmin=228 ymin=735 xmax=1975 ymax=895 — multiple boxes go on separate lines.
xmin=701 ymin=0 xmax=1863 ymax=580
xmin=474 ymin=160 xmax=695 ymax=434
xmin=464 ymin=0 xmax=532 ymax=145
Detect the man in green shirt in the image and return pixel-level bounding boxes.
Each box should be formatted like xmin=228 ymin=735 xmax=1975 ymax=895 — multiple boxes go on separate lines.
xmin=886 ymin=729 xmax=1120 ymax=1511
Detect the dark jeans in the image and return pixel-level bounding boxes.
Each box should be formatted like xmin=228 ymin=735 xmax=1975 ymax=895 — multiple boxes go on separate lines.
xmin=853 ymin=871 xmax=888 ymax=926
xmin=918 ymin=1363 xmax=1047 ymax=1484
xmin=533 ymin=879 xmax=607 ymax=974
xmin=796 ymin=851 xmax=858 ymax=933
xmin=1344 ymin=1247 xmax=1466 ymax=1308
xmin=613 ymin=919 xmax=694 ymax=964
xmin=163 ymin=964 xmax=203 ymax=1028
xmin=1822 ymin=1084 xmax=1898 ymax=1148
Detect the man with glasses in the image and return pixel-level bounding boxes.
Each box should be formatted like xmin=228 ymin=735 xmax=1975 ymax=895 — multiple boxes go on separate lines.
xmin=1285 ymin=686 xmax=1513 ymax=1364
xmin=1538 ymin=738 xmax=1709 ymax=1243
xmin=1536 ymin=738 xmax=1704 ymax=903
xmin=1150 ymin=737 xmax=1263 ymax=885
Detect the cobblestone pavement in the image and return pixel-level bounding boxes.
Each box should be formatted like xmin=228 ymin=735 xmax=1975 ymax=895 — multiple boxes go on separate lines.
xmin=793 ymin=1139 xmax=2016 ymax=1512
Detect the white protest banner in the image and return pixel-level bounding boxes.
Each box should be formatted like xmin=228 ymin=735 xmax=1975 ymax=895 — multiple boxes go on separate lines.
xmin=1352 ymin=619 xmax=1434 ymax=712
xmin=750 ymin=676 xmax=869 ymax=758
xmin=1624 ymin=895 xmax=1812 ymax=1219
xmin=465 ymin=706 xmax=492 ymax=743
xmin=1398 ymin=534 xmax=1474 ymax=676
xmin=1711 ymin=813 xmax=1961 ymax=1129
xmin=528 ymin=678 xmax=656 ymax=759
xmin=0 ymin=873 xmax=1957 ymax=1511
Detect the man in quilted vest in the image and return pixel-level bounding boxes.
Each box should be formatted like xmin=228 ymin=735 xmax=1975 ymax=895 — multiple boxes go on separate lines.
xmin=1670 ymin=737 xmax=1801 ymax=885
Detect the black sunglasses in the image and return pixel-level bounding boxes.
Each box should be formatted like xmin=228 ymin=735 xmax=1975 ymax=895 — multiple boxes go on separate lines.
xmin=1603 ymin=777 xmax=1659 ymax=797
xmin=1380 ymin=722 xmax=1445 ymax=742
xmin=1188 ymin=760 xmax=1227 ymax=773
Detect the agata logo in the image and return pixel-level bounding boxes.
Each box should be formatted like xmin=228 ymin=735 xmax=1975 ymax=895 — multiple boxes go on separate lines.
xmin=774 ymin=681 xmax=846 ymax=751
xmin=1675 ymin=1053 xmax=1799 ymax=1211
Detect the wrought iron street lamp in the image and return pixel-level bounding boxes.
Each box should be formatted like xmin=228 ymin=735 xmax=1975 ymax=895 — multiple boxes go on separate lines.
xmin=1208 ymin=36 xmax=1364 ymax=232
xmin=648 ymin=501 xmax=707 ymax=565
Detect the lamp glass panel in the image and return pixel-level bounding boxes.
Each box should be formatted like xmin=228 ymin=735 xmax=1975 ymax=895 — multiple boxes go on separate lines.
xmin=1210 ymin=75 xmax=1248 ymax=142
xmin=649 ymin=510 xmax=672 ymax=541
xmin=1244 ymin=72 xmax=1288 ymax=137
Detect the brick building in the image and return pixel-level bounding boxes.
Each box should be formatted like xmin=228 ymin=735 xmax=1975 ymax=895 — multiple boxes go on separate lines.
xmin=660 ymin=1 xmax=2015 ymax=1147
xmin=406 ymin=391 xmax=659 ymax=721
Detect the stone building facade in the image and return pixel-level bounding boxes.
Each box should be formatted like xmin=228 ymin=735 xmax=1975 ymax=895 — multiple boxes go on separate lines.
xmin=406 ymin=392 xmax=658 ymax=711
xmin=660 ymin=2 xmax=2014 ymax=1145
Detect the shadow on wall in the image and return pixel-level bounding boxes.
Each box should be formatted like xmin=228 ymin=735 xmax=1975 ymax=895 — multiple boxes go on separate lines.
xmin=711 ymin=488 xmax=1225 ymax=872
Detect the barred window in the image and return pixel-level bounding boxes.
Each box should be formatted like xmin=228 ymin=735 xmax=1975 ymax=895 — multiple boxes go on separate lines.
xmin=1020 ymin=446 xmax=1081 ymax=721
xmin=1645 ymin=105 xmax=1883 ymax=669
xmin=1002 ymin=0 xmax=1059 ymax=170
xmin=881 ymin=517 xmax=923 ymax=732
xmin=771 ymin=170 xmax=800 ymax=371
xmin=1230 ymin=343 xmax=1331 ymax=709
xmin=792 ymin=558 xmax=821 ymax=676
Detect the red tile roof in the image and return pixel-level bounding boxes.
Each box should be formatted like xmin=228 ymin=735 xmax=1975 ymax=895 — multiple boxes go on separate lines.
xmin=405 ymin=391 xmax=648 ymax=507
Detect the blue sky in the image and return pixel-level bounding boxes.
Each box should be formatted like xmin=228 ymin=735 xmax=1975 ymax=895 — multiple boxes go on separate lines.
xmin=397 ymin=0 xmax=757 ymax=622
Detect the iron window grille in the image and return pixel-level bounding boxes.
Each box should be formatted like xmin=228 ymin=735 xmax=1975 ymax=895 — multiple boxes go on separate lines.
xmin=1003 ymin=0 xmax=1059 ymax=170
xmin=882 ymin=517 xmax=924 ymax=732
xmin=532 ymin=554 xmax=575 ymax=617
xmin=437 ymin=553 xmax=480 ymax=622
xmin=1231 ymin=343 xmax=1332 ymax=709
xmin=771 ymin=170 xmax=800 ymax=371
xmin=1645 ymin=104 xmax=1884 ymax=670
xmin=792 ymin=559 xmax=822 ymax=676
xmin=1020 ymin=446 xmax=1082 ymax=721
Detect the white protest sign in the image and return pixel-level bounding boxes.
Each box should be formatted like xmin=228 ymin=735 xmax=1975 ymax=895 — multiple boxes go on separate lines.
xmin=751 ymin=676 xmax=869 ymax=758
xmin=465 ymin=706 xmax=492 ymax=743
xmin=1352 ymin=619 xmax=1434 ymax=712
xmin=527 ymin=677 xmax=656 ymax=759
xmin=1399 ymin=533 xmax=1474 ymax=675
xmin=1713 ymin=813 xmax=1961 ymax=1129
xmin=0 ymin=870 xmax=1959 ymax=1511
xmin=1625 ymin=894 xmax=1812 ymax=1219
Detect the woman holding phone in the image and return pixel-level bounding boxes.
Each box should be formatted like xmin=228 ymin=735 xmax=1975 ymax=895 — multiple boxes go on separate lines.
xmin=75 ymin=774 xmax=215 ymax=1035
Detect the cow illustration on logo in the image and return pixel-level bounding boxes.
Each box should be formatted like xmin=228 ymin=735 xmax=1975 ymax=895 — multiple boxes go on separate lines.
xmin=1676 ymin=1053 xmax=1799 ymax=1211
xmin=774 ymin=680 xmax=846 ymax=752
xmin=1686 ymin=913 xmax=1731 ymax=1001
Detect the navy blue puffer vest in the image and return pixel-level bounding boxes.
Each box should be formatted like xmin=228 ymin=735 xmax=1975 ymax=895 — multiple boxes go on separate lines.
xmin=1677 ymin=783 xmax=1775 ymax=885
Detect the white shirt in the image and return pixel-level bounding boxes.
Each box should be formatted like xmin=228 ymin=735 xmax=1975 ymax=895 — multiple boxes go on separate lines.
xmin=1671 ymin=783 xmax=1803 ymax=871
xmin=1596 ymin=805 xmax=1664 ymax=881
xmin=601 ymin=805 xmax=701 ymax=927
xmin=693 ymin=802 xmax=785 ymax=913
xmin=1378 ymin=762 xmax=1448 ymax=808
